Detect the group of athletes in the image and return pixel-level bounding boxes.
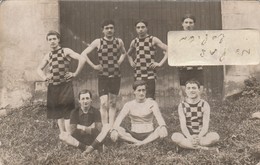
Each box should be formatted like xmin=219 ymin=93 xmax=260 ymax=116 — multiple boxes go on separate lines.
xmin=37 ymin=14 xmax=220 ymax=155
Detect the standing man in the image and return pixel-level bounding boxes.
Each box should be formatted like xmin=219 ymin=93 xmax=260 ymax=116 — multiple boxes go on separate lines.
xmin=171 ymin=79 xmax=219 ymax=150
xmin=127 ymin=20 xmax=168 ymax=100
xmin=81 ymin=20 xmax=127 ymax=126
xmin=179 ymin=14 xmax=204 ymax=98
xmin=110 ymin=80 xmax=168 ymax=146
xmin=61 ymin=89 xmax=110 ymax=154
xmin=37 ymin=30 xmax=86 ymax=139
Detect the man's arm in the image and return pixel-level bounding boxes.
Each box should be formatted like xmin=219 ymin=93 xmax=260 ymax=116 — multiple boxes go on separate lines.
xmin=178 ymin=103 xmax=192 ymax=139
xmin=112 ymin=103 xmax=130 ymax=130
xmin=117 ymin=39 xmax=127 ymax=66
xmin=63 ymin=48 xmax=86 ymax=80
xmin=110 ymin=103 xmax=130 ymax=142
xmin=150 ymin=37 xmax=168 ymax=69
xmin=77 ymin=123 xmax=98 ymax=134
xmin=151 ymin=101 xmax=168 ymax=138
xmin=37 ymin=54 xmax=49 ymax=81
xmin=127 ymin=40 xmax=136 ymax=68
xmin=151 ymin=101 xmax=166 ymax=126
xmin=81 ymin=39 xmax=103 ymax=71
xmin=198 ymin=102 xmax=210 ymax=138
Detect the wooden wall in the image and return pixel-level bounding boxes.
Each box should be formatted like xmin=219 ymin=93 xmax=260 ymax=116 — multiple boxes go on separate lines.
xmin=60 ymin=0 xmax=223 ymax=108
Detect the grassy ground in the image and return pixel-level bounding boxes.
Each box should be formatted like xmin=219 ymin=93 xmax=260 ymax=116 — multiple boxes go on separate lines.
xmin=1 ymin=96 xmax=260 ymax=165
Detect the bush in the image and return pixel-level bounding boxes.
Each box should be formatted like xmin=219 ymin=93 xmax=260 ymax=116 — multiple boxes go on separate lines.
xmin=242 ymin=76 xmax=260 ymax=97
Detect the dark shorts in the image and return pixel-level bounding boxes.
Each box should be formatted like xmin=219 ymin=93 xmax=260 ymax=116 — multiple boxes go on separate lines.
xmin=71 ymin=129 xmax=99 ymax=145
xmin=98 ymin=76 xmax=121 ymax=96
xmin=47 ymin=81 xmax=75 ymax=119
xmin=126 ymin=128 xmax=153 ymax=141
xmin=179 ymin=69 xmax=204 ymax=86
xmin=146 ymin=79 xmax=156 ymax=99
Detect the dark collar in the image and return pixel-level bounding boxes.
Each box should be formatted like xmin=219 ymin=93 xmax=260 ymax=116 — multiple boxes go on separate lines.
xmin=51 ymin=47 xmax=62 ymax=54
xmin=79 ymin=106 xmax=94 ymax=116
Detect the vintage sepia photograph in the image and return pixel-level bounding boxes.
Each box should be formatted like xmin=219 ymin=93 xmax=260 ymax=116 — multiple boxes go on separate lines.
xmin=1 ymin=0 xmax=260 ymax=164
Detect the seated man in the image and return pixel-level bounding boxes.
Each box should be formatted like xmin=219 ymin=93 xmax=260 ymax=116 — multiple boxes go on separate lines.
xmin=61 ymin=89 xmax=110 ymax=154
xmin=110 ymin=80 xmax=168 ymax=146
xmin=171 ymin=79 xmax=220 ymax=150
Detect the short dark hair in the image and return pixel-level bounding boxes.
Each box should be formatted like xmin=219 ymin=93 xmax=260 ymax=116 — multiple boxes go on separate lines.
xmin=78 ymin=89 xmax=92 ymax=99
xmin=101 ymin=20 xmax=115 ymax=28
xmin=132 ymin=80 xmax=147 ymax=91
xmin=185 ymin=79 xmax=200 ymax=89
xmin=181 ymin=14 xmax=196 ymax=23
xmin=46 ymin=30 xmax=60 ymax=41
xmin=135 ymin=20 xmax=148 ymax=27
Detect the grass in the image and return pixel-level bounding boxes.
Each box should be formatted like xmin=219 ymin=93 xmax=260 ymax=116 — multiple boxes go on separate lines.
xmin=0 ymin=96 xmax=260 ymax=165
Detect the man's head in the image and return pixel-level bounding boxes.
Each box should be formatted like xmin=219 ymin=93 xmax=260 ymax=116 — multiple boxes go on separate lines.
xmin=181 ymin=14 xmax=196 ymax=31
xmin=101 ymin=20 xmax=115 ymax=38
xmin=135 ymin=20 xmax=148 ymax=38
xmin=78 ymin=89 xmax=93 ymax=110
xmin=185 ymin=79 xmax=201 ymax=99
xmin=132 ymin=80 xmax=147 ymax=102
xmin=46 ymin=30 xmax=60 ymax=49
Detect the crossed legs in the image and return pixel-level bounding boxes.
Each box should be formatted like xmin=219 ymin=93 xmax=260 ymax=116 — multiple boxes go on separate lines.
xmin=171 ymin=132 xmax=219 ymax=149
xmin=112 ymin=127 xmax=163 ymax=146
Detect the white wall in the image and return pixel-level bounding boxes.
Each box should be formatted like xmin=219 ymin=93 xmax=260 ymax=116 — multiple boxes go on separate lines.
xmin=0 ymin=0 xmax=59 ymax=108
xmin=221 ymin=0 xmax=260 ymax=96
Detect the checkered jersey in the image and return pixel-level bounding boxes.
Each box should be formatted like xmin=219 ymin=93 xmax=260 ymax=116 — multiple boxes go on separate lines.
xmin=133 ymin=35 xmax=156 ymax=80
xmin=97 ymin=38 xmax=121 ymax=77
xmin=47 ymin=48 xmax=71 ymax=85
xmin=181 ymin=100 xmax=205 ymax=135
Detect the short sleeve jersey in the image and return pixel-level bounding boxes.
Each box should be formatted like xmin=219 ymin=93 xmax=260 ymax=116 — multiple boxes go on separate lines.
xmin=47 ymin=47 xmax=71 ymax=85
xmin=70 ymin=106 xmax=101 ymax=127
xmin=97 ymin=38 xmax=121 ymax=77
xmin=132 ymin=35 xmax=156 ymax=80
xmin=181 ymin=99 xmax=206 ymax=135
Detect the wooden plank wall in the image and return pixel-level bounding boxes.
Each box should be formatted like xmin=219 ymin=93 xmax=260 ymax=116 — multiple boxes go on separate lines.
xmin=60 ymin=0 xmax=223 ymax=108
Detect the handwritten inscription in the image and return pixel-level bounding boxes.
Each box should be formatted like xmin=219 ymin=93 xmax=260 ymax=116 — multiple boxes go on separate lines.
xmin=168 ymin=30 xmax=260 ymax=66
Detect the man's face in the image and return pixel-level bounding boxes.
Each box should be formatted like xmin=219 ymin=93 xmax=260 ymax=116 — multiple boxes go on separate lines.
xmin=79 ymin=93 xmax=92 ymax=110
xmin=185 ymin=83 xmax=200 ymax=99
xmin=102 ymin=24 xmax=115 ymax=38
xmin=182 ymin=18 xmax=195 ymax=31
xmin=135 ymin=22 xmax=148 ymax=37
xmin=134 ymin=85 xmax=146 ymax=101
xmin=47 ymin=35 xmax=59 ymax=49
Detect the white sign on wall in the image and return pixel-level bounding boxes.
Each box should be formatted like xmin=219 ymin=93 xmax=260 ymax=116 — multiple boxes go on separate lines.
xmin=168 ymin=30 xmax=260 ymax=66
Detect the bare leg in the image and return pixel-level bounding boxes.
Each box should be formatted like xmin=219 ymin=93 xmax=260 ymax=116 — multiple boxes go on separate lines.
xmin=108 ymin=94 xmax=117 ymax=127
xmin=134 ymin=127 xmax=161 ymax=146
xmin=199 ymin=132 xmax=220 ymax=146
xmin=116 ymin=127 xmax=140 ymax=143
xmin=63 ymin=133 xmax=80 ymax=147
xmin=57 ymin=118 xmax=67 ymax=140
xmin=171 ymin=132 xmax=200 ymax=149
xmin=64 ymin=119 xmax=70 ymax=132
xmin=95 ymin=124 xmax=111 ymax=142
xmin=100 ymin=95 xmax=109 ymax=124
xmin=57 ymin=118 xmax=66 ymax=133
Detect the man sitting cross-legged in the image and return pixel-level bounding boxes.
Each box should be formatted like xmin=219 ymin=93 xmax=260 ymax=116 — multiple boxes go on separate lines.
xmin=61 ymin=89 xmax=110 ymax=154
xmin=110 ymin=80 xmax=168 ymax=146
xmin=171 ymin=79 xmax=220 ymax=150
